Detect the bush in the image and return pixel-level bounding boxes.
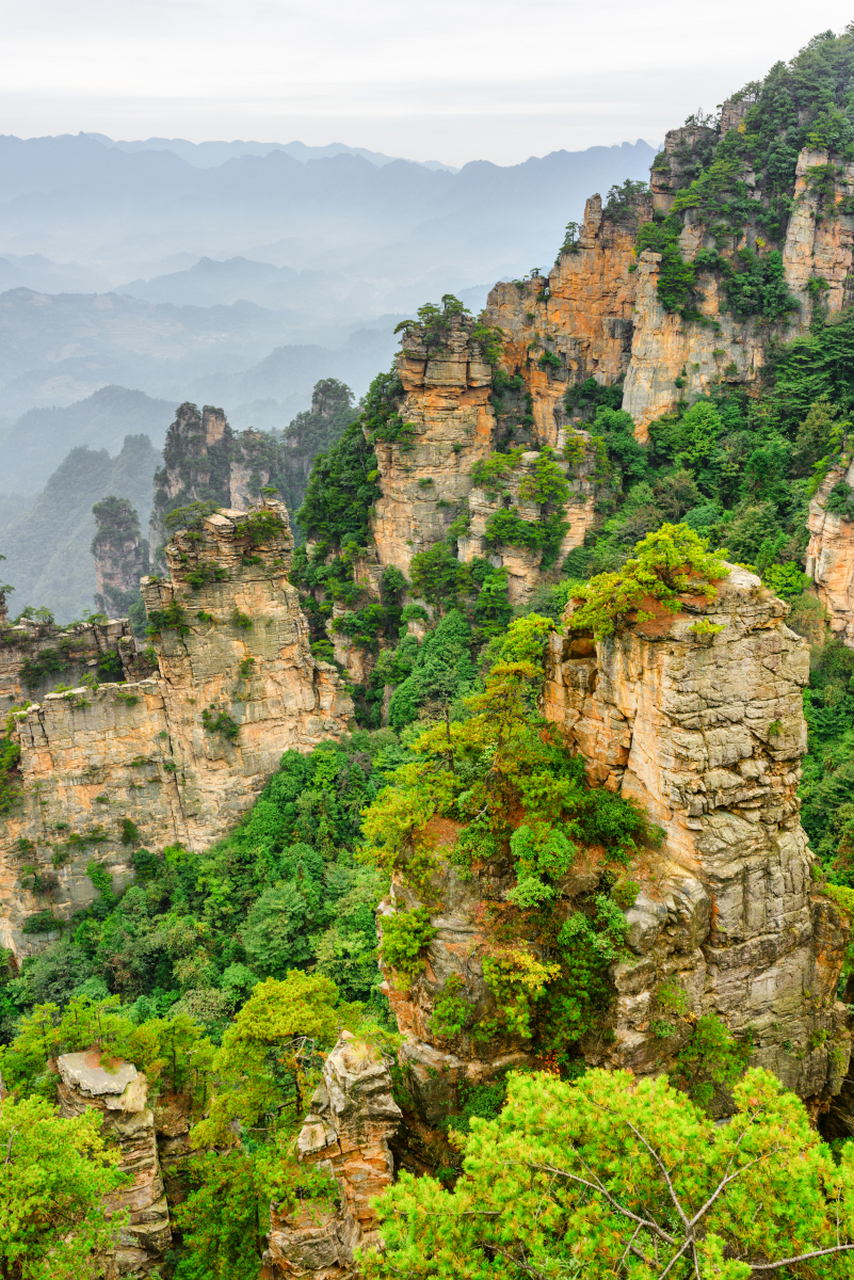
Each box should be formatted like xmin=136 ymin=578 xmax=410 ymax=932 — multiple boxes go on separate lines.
xmin=380 ymin=906 xmax=437 ymax=981
xmin=568 ymin=523 xmax=729 ymax=638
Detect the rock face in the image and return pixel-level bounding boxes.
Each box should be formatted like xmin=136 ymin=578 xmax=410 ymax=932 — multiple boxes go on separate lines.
xmin=377 ymin=570 xmax=850 ymax=1127
xmin=57 ymin=1050 xmax=171 ymax=1275
xmin=806 ymin=459 xmax=854 ymax=647
xmin=264 ymin=1032 xmax=401 ymax=1279
xmin=0 ymin=615 xmax=147 ymax=713
xmin=150 ymin=403 xmax=234 ymax=560
xmin=544 ymin=566 xmax=851 ymax=1099
xmin=92 ymin=497 xmax=149 ymax=616
xmin=370 ymin=317 xmax=607 ymax=600
xmin=483 ymin=191 xmax=647 ymax=417
xmin=0 ymin=500 xmax=352 ymax=956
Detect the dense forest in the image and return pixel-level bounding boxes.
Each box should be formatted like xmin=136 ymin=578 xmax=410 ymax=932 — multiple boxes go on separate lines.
xmin=5 ymin=25 xmax=854 ymax=1280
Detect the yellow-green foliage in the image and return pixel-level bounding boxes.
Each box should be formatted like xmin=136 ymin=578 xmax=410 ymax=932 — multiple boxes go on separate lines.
xmin=192 ymin=972 xmax=342 ymax=1148
xmin=568 ymin=523 xmax=730 ymax=638
xmin=361 ymin=1067 xmax=854 ymax=1279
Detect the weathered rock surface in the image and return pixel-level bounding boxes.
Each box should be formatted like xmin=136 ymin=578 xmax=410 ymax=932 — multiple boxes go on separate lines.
xmin=376 ymin=570 xmax=850 ymax=1126
xmin=92 ymin=499 xmax=149 ymax=617
xmin=544 ymin=565 xmax=851 ymax=1099
xmin=806 ymin=459 xmax=854 ymax=647
xmin=264 ymin=1032 xmax=401 ymax=1279
xmin=0 ymin=616 xmax=146 ymax=712
xmin=0 ymin=500 xmax=352 ymax=956
xmin=57 ymin=1050 xmax=171 ymax=1275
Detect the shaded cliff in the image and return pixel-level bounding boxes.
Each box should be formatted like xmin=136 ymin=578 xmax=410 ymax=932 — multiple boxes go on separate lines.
xmin=0 ymin=498 xmax=352 ymax=956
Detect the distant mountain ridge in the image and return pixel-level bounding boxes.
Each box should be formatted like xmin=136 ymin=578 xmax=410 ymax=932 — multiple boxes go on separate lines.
xmin=81 ymin=133 xmax=459 ymax=173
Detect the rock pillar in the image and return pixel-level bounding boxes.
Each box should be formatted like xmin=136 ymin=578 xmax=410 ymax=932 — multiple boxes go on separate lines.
xmin=56 ymin=1050 xmax=171 ymax=1275
xmin=263 ymin=1032 xmax=401 ymax=1279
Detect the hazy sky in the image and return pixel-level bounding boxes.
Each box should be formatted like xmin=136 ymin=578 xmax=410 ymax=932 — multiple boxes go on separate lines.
xmin=2 ymin=1 xmax=852 ymax=166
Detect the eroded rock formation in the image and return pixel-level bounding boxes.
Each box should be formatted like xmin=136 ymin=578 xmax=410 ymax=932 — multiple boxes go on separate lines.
xmin=544 ymin=566 xmax=851 ymax=1099
xmin=264 ymin=1032 xmax=401 ymax=1278
xmin=806 ymin=459 xmax=854 ymax=647
xmin=0 ymin=500 xmax=352 ymax=956
xmin=0 ymin=615 xmax=146 ymax=713
xmin=378 ymin=569 xmax=850 ymax=1126
xmin=371 ymin=317 xmax=607 ymax=600
xmin=92 ymin=497 xmax=148 ymax=617
xmin=57 ymin=1050 xmax=171 ymax=1275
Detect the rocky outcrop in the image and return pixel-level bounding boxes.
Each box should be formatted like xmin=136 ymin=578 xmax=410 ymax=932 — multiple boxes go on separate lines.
xmin=371 ymin=323 xmax=495 ymax=578
xmin=0 ymin=615 xmax=147 ymax=713
xmin=378 ymin=570 xmax=850 ymax=1126
xmin=150 ymin=403 xmax=234 ymax=560
xmin=544 ymin=565 xmax=851 ymax=1100
xmin=624 ymin=146 xmax=854 ymax=437
xmin=57 ymin=1050 xmax=171 ymax=1275
xmin=92 ymin=497 xmax=149 ymax=617
xmin=483 ymin=191 xmax=647 ymax=421
xmin=806 ymin=459 xmax=854 ymax=647
xmin=370 ymin=317 xmax=607 ymax=601
xmin=264 ymin=1032 xmax=401 ymax=1278
xmin=0 ymin=500 xmax=352 ymax=956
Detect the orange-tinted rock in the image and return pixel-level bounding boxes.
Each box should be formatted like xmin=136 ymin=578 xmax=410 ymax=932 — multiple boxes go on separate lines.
xmin=806 ymin=459 xmax=854 ymax=647
xmin=263 ymin=1032 xmax=401 ymax=1279
xmin=0 ymin=500 xmax=352 ymax=956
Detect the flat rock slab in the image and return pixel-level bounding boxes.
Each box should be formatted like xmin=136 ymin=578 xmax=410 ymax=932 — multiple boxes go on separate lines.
xmin=58 ymin=1050 xmax=138 ymax=1097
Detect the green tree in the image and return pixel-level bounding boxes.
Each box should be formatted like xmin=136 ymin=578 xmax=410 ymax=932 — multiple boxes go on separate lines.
xmin=0 ymin=1094 xmax=126 ymax=1280
xmin=362 ymin=1067 xmax=854 ymax=1279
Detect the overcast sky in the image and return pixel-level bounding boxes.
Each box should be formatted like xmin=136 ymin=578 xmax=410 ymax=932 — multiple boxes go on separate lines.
xmin=2 ymin=1 xmax=852 ymax=167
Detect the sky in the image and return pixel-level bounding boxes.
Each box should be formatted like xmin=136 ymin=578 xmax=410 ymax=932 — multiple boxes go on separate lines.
xmin=2 ymin=1 xmax=853 ymax=167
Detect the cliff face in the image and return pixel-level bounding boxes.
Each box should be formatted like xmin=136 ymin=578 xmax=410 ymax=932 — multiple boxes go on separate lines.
xmin=57 ymin=1051 xmax=171 ymax=1276
xmin=370 ymin=325 xmax=495 ymax=578
xmin=806 ymin=459 xmax=854 ymax=646
xmin=544 ymin=567 xmax=850 ymax=1098
xmin=0 ymin=500 xmax=352 ymax=956
xmin=0 ymin=616 xmax=146 ymax=713
xmin=624 ymin=146 xmax=854 ymax=437
xmin=378 ymin=570 xmax=850 ymax=1126
xmin=263 ymin=1032 xmax=401 ymax=1279
xmin=91 ymin=496 xmax=149 ymax=616
xmin=483 ymin=192 xmax=646 ymax=424
xmin=370 ymin=319 xmax=606 ymax=601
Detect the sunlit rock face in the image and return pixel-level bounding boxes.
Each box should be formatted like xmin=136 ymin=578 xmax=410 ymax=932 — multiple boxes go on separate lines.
xmin=0 ymin=500 xmax=352 ymax=957
xmin=806 ymin=459 xmax=854 ymax=649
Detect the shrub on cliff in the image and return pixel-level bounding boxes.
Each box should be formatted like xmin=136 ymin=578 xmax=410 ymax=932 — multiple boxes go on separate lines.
xmin=361 ymin=1066 xmax=854 ymax=1279
xmin=567 ymin=522 xmax=729 ymax=638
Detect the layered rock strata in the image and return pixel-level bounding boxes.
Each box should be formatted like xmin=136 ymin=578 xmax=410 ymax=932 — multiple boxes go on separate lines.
xmin=92 ymin=498 xmax=149 ymax=616
xmin=0 ymin=500 xmax=352 ymax=956
xmin=378 ymin=570 xmax=850 ymax=1125
xmin=264 ymin=1031 xmax=401 ymax=1279
xmin=544 ymin=566 xmax=851 ymax=1099
xmin=57 ymin=1050 xmax=171 ymax=1275
xmin=371 ymin=318 xmax=606 ymax=601
xmin=0 ymin=616 xmax=146 ymax=713
xmin=806 ymin=459 xmax=854 ymax=647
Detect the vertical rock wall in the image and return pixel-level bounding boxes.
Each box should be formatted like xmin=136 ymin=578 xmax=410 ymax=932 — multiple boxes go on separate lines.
xmin=373 ymin=571 xmax=850 ymax=1132
xmin=544 ymin=567 xmax=851 ymax=1099
xmin=0 ymin=500 xmax=352 ymax=956
xmin=57 ymin=1051 xmax=171 ymax=1276
xmin=0 ymin=617 xmax=144 ymax=713
xmin=806 ymin=459 xmax=854 ymax=647
xmin=263 ymin=1032 xmax=401 ymax=1279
